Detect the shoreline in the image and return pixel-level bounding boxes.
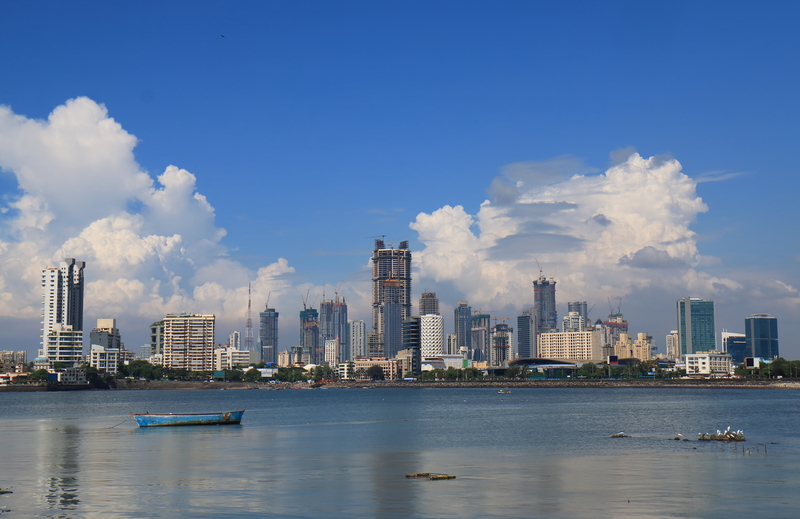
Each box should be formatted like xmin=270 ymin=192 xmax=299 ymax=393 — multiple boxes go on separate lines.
xmin=5 ymin=378 xmax=799 ymax=392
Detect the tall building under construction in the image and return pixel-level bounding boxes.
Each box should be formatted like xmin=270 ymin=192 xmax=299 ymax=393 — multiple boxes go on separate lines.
xmin=370 ymin=239 xmax=411 ymax=357
xmin=533 ymin=270 xmax=558 ymax=334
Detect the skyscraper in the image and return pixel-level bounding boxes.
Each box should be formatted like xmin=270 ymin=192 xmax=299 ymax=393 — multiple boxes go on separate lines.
xmin=162 ymin=314 xmax=215 ymax=371
xmin=41 ymin=258 xmax=85 ymax=355
xmin=471 ymin=313 xmax=491 ymax=362
xmin=745 ymin=314 xmax=779 ymax=360
xmin=454 ymin=301 xmax=472 ymax=353
xmin=348 ymin=319 xmax=366 ymax=358
xmin=517 ymin=309 xmax=534 ymax=358
xmin=371 ymin=239 xmax=411 ymax=354
xmin=567 ymin=301 xmax=588 ymax=323
xmin=320 ymin=296 xmax=349 ymax=363
xmin=676 ymin=298 xmax=716 ymax=356
xmin=490 ymin=322 xmax=513 ymax=366
xmin=300 ymin=307 xmax=320 ymax=364
xmin=419 ymin=292 xmax=439 ymax=316
xmin=259 ymin=306 xmax=279 ymax=364
xmin=533 ymin=271 xmax=557 ymax=334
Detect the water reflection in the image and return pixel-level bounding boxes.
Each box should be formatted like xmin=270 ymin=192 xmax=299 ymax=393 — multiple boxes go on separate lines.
xmin=37 ymin=422 xmax=81 ymax=512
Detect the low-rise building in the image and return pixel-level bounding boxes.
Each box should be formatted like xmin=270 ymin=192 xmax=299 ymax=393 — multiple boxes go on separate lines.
xmin=214 ymin=347 xmax=252 ymax=371
xmin=340 ymin=357 xmax=402 ymax=381
xmin=685 ymin=351 xmax=732 ymax=377
xmin=89 ymin=344 xmax=119 ymax=373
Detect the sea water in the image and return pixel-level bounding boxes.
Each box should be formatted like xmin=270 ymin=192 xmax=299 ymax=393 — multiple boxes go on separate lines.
xmin=1 ymin=387 xmax=799 ymax=518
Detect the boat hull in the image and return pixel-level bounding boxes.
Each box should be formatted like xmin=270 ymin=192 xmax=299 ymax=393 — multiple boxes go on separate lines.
xmin=131 ymin=410 xmax=244 ymax=427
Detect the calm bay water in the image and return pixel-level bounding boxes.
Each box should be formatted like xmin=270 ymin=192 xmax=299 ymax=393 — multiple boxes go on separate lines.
xmin=1 ymin=387 xmax=799 ymax=518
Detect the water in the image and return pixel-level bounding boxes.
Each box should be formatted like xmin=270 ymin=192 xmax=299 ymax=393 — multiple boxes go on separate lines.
xmin=1 ymin=387 xmax=799 ymax=518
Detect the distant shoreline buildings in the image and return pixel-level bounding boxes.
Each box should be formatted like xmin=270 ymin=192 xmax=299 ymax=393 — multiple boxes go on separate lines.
xmin=19 ymin=244 xmax=782 ymax=381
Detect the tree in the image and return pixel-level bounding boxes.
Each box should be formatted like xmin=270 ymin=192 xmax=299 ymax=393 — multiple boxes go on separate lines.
xmin=366 ymin=365 xmax=384 ymax=381
xmin=244 ymin=368 xmax=261 ymax=383
xmin=577 ymin=362 xmax=600 ymax=379
xmin=28 ymin=368 xmax=49 ymax=381
xmin=225 ymin=369 xmax=244 ymax=382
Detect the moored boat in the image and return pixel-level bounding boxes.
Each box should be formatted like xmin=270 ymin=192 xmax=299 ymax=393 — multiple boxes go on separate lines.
xmin=131 ymin=410 xmax=245 ymax=427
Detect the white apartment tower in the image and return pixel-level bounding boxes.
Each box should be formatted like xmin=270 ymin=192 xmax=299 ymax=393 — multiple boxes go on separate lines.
xmin=41 ymin=258 xmax=85 ymax=365
xmin=420 ymin=314 xmax=444 ymax=357
xmin=163 ymin=314 xmax=216 ymax=371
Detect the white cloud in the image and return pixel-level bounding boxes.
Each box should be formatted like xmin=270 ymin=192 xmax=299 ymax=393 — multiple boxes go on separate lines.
xmin=411 ymin=152 xmax=741 ymax=313
xmin=0 ymin=97 xmax=299 ymax=347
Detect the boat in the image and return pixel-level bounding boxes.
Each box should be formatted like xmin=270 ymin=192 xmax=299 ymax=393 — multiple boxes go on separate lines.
xmin=498 ymin=389 xmax=512 ymax=394
xmin=130 ymin=410 xmax=245 ymax=427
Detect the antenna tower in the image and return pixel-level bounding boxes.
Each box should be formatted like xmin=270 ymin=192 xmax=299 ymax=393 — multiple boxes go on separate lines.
xmin=244 ymin=283 xmax=255 ymax=352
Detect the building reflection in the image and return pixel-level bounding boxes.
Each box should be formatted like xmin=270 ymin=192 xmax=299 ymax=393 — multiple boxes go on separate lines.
xmin=37 ymin=422 xmax=81 ymax=512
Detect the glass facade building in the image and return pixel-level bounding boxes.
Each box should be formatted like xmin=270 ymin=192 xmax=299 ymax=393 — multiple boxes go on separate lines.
xmin=745 ymin=314 xmax=779 ymax=360
xmin=676 ymin=298 xmax=716 ymax=356
xmin=259 ymin=307 xmax=279 ymax=364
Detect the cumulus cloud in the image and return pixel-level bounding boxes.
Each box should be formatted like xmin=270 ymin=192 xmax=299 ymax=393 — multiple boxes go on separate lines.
xmin=411 ymin=152 xmax=742 ymax=315
xmin=0 ymin=97 xmax=300 ymax=347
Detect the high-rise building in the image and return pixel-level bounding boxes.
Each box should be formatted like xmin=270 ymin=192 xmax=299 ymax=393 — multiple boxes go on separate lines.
xmin=614 ymin=333 xmax=653 ymax=361
xmin=446 ymin=333 xmax=458 ymax=355
xmin=44 ymin=323 xmax=84 ymax=366
xmin=90 ymin=318 xmax=121 ymax=350
xmin=603 ymin=312 xmax=628 ymax=348
xmin=562 ymin=311 xmax=587 ymax=333
xmin=162 ymin=314 xmax=216 ymax=371
xmin=371 ymin=239 xmax=412 ymax=351
xmin=420 ymin=314 xmax=444 ymax=357
xmin=348 ymin=319 xmax=366 ymax=358
xmin=229 ymin=330 xmax=241 ymax=349
xmin=41 ymin=258 xmax=85 ymax=357
xmin=517 ymin=309 xmax=534 ymax=358
xmin=324 ymin=338 xmax=340 ymax=366
xmin=471 ymin=313 xmax=491 ymax=362
xmin=665 ymin=330 xmax=680 ymax=361
xmin=454 ymin=301 xmax=472 ymax=353
xmin=533 ymin=271 xmax=558 ymax=334
xmin=320 ymin=296 xmax=349 ymax=363
xmin=149 ymin=320 xmax=165 ymax=357
xmin=567 ymin=301 xmax=588 ymax=324
xmin=490 ymin=322 xmax=513 ymax=366
xmin=745 ymin=314 xmax=779 ymax=360
xmin=419 ymin=292 xmax=439 ymax=316
xmin=300 ymin=307 xmax=320 ymax=364
xmin=722 ymin=331 xmax=747 ymax=365
xmin=401 ymin=316 xmax=422 ymax=374
xmin=677 ymin=298 xmax=716 ymax=356
xmin=259 ymin=306 xmax=279 ymax=364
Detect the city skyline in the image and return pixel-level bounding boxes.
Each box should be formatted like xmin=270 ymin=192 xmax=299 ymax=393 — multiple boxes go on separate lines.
xmin=0 ymin=2 xmax=799 ymax=359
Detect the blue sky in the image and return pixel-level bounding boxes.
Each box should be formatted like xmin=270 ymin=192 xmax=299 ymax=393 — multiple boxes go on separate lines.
xmin=1 ymin=1 xmax=798 ymax=359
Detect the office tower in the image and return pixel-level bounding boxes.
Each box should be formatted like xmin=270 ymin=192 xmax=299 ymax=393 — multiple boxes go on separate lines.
xmin=471 ymin=313 xmax=491 ymax=362
xmin=162 ymin=314 xmax=215 ymax=371
xmin=665 ymin=330 xmax=680 ymax=361
xmin=562 ymin=311 xmax=587 ymax=333
xmin=533 ymin=271 xmax=558 ymax=333
xmin=420 ymin=314 xmax=444 ymax=357
xmin=745 ymin=314 xmax=779 ymax=360
xmin=517 ymin=309 xmax=534 ymax=358
xmin=300 ymin=307 xmax=320 ymax=364
xmin=150 ymin=320 xmax=165 ymax=357
xmin=41 ymin=258 xmax=85 ymax=355
xmin=567 ymin=301 xmax=588 ymax=323
xmin=348 ymin=319 xmax=366 ymax=358
xmin=722 ymin=331 xmax=747 ymax=365
xmin=454 ymin=301 xmax=472 ymax=352
xmin=90 ymin=318 xmax=121 ymax=350
xmin=320 ymin=296 xmax=349 ymax=363
xmin=419 ymin=292 xmax=439 ymax=316
xmin=371 ymin=239 xmax=412 ymax=349
xmin=259 ymin=306 xmax=279 ymax=364
xmin=229 ymin=330 xmax=241 ymax=349
xmin=490 ymin=322 xmax=513 ymax=366
xmin=677 ymin=298 xmax=716 ymax=356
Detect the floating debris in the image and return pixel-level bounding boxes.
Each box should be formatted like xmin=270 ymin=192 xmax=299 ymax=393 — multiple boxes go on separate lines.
xmin=406 ymin=472 xmax=456 ymax=480
xmin=611 ymin=432 xmax=629 ymax=438
xmin=0 ymin=489 xmax=11 ymax=494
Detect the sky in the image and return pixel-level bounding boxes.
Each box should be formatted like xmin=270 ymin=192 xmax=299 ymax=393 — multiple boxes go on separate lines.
xmin=1 ymin=1 xmax=799 ymax=360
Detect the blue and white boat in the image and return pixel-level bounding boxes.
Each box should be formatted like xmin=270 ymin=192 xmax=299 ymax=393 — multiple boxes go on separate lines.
xmin=131 ymin=410 xmax=245 ymax=427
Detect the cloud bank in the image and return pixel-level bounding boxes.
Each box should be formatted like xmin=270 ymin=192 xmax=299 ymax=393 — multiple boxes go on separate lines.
xmin=410 ymin=153 xmax=742 ymax=316
xmin=0 ymin=97 xmax=298 ymax=347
